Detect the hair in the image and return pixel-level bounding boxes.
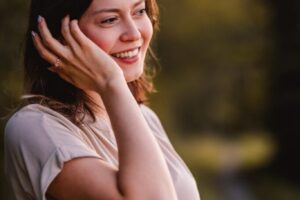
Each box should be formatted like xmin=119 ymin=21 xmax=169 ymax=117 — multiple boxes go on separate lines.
xmin=23 ymin=0 xmax=159 ymax=124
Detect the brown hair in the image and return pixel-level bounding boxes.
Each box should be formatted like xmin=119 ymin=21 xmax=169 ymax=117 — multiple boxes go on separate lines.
xmin=23 ymin=0 xmax=159 ymax=124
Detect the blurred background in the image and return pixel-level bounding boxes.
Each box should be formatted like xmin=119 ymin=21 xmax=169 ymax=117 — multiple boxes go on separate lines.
xmin=1 ymin=0 xmax=300 ymax=199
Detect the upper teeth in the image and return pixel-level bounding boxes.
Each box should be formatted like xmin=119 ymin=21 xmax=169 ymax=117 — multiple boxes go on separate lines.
xmin=113 ymin=48 xmax=139 ymax=58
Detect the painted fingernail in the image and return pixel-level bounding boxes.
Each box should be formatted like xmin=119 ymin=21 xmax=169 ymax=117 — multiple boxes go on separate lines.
xmin=31 ymin=31 xmax=37 ymax=38
xmin=37 ymin=15 xmax=43 ymax=23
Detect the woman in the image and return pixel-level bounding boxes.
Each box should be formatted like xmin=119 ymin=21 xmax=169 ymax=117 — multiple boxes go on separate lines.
xmin=4 ymin=0 xmax=201 ymax=199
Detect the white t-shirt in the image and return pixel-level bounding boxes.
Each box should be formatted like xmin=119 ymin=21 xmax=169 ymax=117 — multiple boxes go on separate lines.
xmin=4 ymin=104 xmax=200 ymax=200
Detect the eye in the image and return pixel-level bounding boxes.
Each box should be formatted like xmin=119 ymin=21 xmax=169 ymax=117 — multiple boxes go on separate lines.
xmin=136 ymin=8 xmax=147 ymax=16
xmin=101 ymin=17 xmax=119 ymax=24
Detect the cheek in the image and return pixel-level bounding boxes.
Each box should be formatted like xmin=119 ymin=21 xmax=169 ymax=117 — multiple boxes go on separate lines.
xmin=142 ymin=19 xmax=154 ymax=45
xmin=79 ymin=25 xmax=114 ymax=53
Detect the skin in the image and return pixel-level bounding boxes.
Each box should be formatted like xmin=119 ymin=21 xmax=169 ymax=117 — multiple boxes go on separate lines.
xmin=79 ymin=0 xmax=153 ymax=82
xmin=32 ymin=0 xmax=178 ymax=199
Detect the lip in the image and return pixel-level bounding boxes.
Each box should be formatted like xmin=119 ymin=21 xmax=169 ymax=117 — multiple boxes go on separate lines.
xmin=114 ymin=55 xmax=139 ymax=64
xmin=113 ymin=54 xmax=139 ymax=64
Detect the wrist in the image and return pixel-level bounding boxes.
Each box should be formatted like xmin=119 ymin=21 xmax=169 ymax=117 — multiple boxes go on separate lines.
xmin=96 ymin=72 xmax=128 ymax=95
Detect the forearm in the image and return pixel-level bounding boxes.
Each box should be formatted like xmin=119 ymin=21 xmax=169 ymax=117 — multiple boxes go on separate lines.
xmin=100 ymin=77 xmax=177 ymax=200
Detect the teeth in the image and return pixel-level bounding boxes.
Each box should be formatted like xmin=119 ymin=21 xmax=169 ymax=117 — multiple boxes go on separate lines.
xmin=113 ymin=48 xmax=139 ymax=58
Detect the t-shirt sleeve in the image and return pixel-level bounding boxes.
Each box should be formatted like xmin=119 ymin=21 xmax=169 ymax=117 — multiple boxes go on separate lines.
xmin=4 ymin=108 xmax=102 ymax=200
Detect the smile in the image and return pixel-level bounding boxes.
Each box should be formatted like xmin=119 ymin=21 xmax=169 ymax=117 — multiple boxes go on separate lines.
xmin=111 ymin=48 xmax=140 ymax=59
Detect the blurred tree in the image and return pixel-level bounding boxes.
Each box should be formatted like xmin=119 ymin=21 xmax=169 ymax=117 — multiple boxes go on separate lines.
xmin=154 ymin=0 xmax=271 ymax=137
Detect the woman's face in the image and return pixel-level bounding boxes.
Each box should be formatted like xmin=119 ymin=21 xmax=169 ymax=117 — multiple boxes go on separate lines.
xmin=79 ymin=0 xmax=153 ymax=82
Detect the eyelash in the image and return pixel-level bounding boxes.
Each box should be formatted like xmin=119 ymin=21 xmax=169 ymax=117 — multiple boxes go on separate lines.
xmin=136 ymin=8 xmax=147 ymax=16
xmin=101 ymin=17 xmax=118 ymax=24
xmin=100 ymin=8 xmax=147 ymax=25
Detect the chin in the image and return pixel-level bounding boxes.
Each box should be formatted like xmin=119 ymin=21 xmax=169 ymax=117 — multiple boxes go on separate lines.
xmin=124 ymin=67 xmax=143 ymax=82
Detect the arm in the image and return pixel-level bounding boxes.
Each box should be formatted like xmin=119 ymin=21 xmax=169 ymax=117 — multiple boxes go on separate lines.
xmin=102 ymin=77 xmax=176 ymax=200
xmin=33 ymin=16 xmax=177 ymax=200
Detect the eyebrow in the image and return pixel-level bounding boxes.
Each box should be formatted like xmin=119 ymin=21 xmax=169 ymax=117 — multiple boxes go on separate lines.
xmin=92 ymin=0 xmax=145 ymax=15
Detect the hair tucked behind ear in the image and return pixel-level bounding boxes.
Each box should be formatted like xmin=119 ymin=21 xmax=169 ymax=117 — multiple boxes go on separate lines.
xmin=23 ymin=0 xmax=159 ymax=125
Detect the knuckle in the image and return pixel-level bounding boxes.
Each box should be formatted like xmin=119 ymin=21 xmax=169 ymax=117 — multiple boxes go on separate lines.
xmin=70 ymin=22 xmax=78 ymax=33
xmin=39 ymin=50 xmax=48 ymax=58
xmin=82 ymin=43 xmax=91 ymax=51
xmin=61 ymin=25 xmax=69 ymax=35
xmin=72 ymin=51 xmax=82 ymax=62
xmin=61 ymin=28 xmax=66 ymax=36
xmin=65 ymin=52 xmax=74 ymax=61
xmin=43 ymin=38 xmax=52 ymax=47
xmin=80 ymin=44 xmax=87 ymax=51
xmin=70 ymin=28 xmax=77 ymax=36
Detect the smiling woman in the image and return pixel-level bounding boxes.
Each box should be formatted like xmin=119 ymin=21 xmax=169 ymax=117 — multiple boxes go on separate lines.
xmin=4 ymin=0 xmax=200 ymax=200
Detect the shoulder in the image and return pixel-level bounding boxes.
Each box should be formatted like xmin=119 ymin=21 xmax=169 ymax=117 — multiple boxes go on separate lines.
xmin=140 ymin=104 xmax=160 ymax=122
xmin=139 ymin=104 xmax=166 ymax=135
xmin=4 ymin=104 xmax=102 ymax=200
xmin=6 ymin=104 xmax=65 ymax=128
xmin=4 ymin=104 xmax=79 ymax=151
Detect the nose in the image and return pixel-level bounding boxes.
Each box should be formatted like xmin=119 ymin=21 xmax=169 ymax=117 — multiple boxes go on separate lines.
xmin=120 ymin=19 xmax=141 ymax=42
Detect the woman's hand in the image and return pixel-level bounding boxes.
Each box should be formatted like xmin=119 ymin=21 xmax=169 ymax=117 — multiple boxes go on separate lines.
xmin=32 ymin=15 xmax=124 ymax=93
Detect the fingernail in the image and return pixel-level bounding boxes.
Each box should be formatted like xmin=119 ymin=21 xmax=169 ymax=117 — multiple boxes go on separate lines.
xmin=31 ymin=31 xmax=36 ymax=37
xmin=37 ymin=15 xmax=43 ymax=23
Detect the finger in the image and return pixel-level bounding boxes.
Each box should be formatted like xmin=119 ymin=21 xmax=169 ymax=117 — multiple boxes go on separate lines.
xmin=48 ymin=66 xmax=63 ymax=74
xmin=37 ymin=15 xmax=70 ymax=60
xmin=69 ymin=19 xmax=93 ymax=48
xmin=32 ymin=31 xmax=66 ymax=68
xmin=61 ymin=15 xmax=81 ymax=53
xmin=49 ymin=66 xmax=72 ymax=81
xmin=54 ymin=68 xmax=77 ymax=86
